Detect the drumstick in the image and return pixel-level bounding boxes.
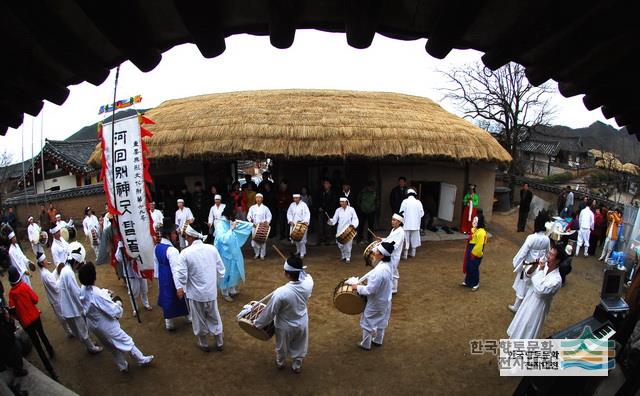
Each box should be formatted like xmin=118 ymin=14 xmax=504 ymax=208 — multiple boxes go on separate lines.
xmin=367 ymin=228 xmax=379 ymax=239
xmin=258 ymin=291 xmax=274 ymax=304
xmin=272 ymin=245 xmax=287 ymax=260
xmin=325 ymin=211 xmax=331 ymax=220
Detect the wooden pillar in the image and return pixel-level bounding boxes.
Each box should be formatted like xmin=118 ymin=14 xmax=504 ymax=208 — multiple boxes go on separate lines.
xmin=547 ymin=156 xmax=551 ymax=176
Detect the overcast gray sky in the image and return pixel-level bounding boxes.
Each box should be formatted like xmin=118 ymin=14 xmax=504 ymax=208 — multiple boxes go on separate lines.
xmin=0 ymin=30 xmax=615 ymax=165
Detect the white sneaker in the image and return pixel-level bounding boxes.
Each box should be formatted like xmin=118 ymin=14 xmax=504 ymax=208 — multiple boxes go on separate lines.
xmin=138 ymin=355 xmax=154 ymax=366
xmin=119 ymin=362 xmax=129 ymax=373
xmin=88 ymin=345 xmax=103 ymax=355
xmin=584 ymin=253 xmax=589 ymax=257
xmin=346 ymin=258 xmax=351 ymax=263
xmin=223 ymin=295 xmax=234 ymax=302
xmin=507 ymin=304 xmax=517 ymax=313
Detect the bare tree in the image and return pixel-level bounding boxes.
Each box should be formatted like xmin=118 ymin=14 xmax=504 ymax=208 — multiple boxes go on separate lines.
xmin=440 ymin=62 xmax=555 ymax=175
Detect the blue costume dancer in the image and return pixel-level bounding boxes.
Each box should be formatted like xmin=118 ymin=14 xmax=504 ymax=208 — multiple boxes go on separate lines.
xmin=215 ymin=206 xmax=253 ymax=302
xmin=154 ymin=219 xmax=189 ymax=330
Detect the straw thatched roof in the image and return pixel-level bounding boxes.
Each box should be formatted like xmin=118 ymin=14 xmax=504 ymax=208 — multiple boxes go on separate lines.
xmin=595 ymin=158 xmax=640 ymax=176
xmin=89 ymin=90 xmax=511 ymax=166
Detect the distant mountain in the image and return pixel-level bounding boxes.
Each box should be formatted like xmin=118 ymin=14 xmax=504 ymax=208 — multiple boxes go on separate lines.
xmin=533 ymin=121 xmax=640 ymax=165
xmin=66 ymin=108 xmax=147 ymax=141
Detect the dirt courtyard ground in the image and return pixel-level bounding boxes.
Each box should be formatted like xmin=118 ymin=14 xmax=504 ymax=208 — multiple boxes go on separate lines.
xmin=10 ymin=211 xmax=606 ymax=395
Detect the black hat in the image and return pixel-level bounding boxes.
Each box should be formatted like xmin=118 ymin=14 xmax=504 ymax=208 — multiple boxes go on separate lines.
xmin=159 ymin=218 xmax=177 ymax=234
xmin=8 ymin=265 xmax=21 ymax=285
xmin=378 ymin=241 xmax=395 ymax=257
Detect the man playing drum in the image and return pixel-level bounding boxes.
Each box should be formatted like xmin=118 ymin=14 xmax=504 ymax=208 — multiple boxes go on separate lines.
xmin=27 ymin=216 xmax=44 ymax=257
xmin=247 ymin=193 xmax=272 ymax=260
xmin=350 ymin=241 xmax=395 ymax=350
xmin=255 ymin=256 xmax=314 ymax=373
xmin=327 ymin=197 xmax=359 ymax=263
xmin=380 ymin=213 xmax=405 ymax=294
xmin=175 ymin=198 xmax=194 ymax=249
xmin=82 ymin=207 xmax=101 ymax=259
xmin=287 ymin=193 xmax=311 ymax=258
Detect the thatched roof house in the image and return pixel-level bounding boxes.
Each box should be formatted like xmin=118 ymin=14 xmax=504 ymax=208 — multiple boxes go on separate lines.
xmin=91 ymin=89 xmax=511 ymax=225
xmin=90 ymin=90 xmax=509 ymax=164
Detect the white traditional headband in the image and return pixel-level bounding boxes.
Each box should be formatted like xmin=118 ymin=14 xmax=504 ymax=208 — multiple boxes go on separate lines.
xmin=27 ymin=216 xmax=34 ymax=222
xmin=55 ymin=214 xmax=61 ymax=219
xmin=339 ymin=197 xmax=349 ymax=203
xmin=375 ymin=244 xmax=392 ymax=257
xmin=185 ymin=225 xmax=206 ymax=240
xmin=292 ymin=194 xmax=301 ymax=198
xmin=50 ymin=224 xmax=63 ymax=234
xmin=256 ymin=193 xmax=264 ymax=198
xmin=8 ymin=231 xmax=15 ymax=240
xmin=392 ymin=213 xmax=404 ymax=222
xmin=283 ymin=259 xmax=307 ymax=281
xmin=177 ymin=199 xmax=184 ymax=204
xmin=407 ymin=188 xmax=417 ymax=195
xmin=214 ymin=194 xmax=222 ymax=200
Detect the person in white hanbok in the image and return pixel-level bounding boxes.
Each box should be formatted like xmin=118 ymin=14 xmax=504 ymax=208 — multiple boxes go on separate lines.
xmin=575 ymin=205 xmax=594 ymax=257
xmin=380 ymin=213 xmax=405 ymax=294
xmin=287 ymin=194 xmax=311 ymax=258
xmin=59 ymin=246 xmax=103 ymax=354
xmin=247 ymin=193 xmax=272 ymax=260
xmin=175 ymin=198 xmax=195 ymax=249
xmin=82 ymin=207 xmax=101 ymax=259
xmin=399 ymin=189 xmax=424 ymax=259
xmin=507 ymin=245 xmax=564 ymax=339
xmin=207 ymin=194 xmax=226 ymax=241
xmin=50 ymin=224 xmax=70 ymax=266
xmin=8 ymin=231 xmax=32 ymax=286
xmin=36 ymin=252 xmax=73 ymax=337
xmin=149 ymin=201 xmax=164 ymax=233
xmin=509 ymin=212 xmax=551 ymax=313
xmin=115 ymin=240 xmax=152 ymax=316
xmin=78 ymin=263 xmax=154 ymax=372
xmin=328 ymin=198 xmax=359 ymax=263
xmin=149 ymin=201 xmax=164 ymax=278
xmin=255 ymin=256 xmax=314 ymax=373
xmin=175 ymin=226 xmax=226 ymax=352
xmin=351 ymin=241 xmax=395 ymax=350
xmin=27 ymin=216 xmax=44 ymax=257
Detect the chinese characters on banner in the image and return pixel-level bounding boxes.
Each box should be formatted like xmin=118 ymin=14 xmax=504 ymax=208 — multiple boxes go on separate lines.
xmin=101 ymin=114 xmax=155 ymax=275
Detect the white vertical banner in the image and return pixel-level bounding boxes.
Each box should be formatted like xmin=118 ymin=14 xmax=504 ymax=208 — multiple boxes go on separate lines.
xmin=102 ymin=114 xmax=155 ymax=273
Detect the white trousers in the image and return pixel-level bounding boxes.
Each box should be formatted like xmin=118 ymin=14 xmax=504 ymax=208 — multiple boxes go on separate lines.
xmin=178 ymin=235 xmax=187 ymax=249
xmin=291 ymin=230 xmax=308 ymax=258
xmin=361 ymin=328 xmax=386 ymax=349
xmin=337 ymin=240 xmax=353 ymax=259
xmin=30 ymin=242 xmax=44 ymax=256
xmin=576 ymin=228 xmax=591 ymax=254
xmin=188 ymin=299 xmax=223 ymax=338
xmin=275 ymin=324 xmax=308 ymax=369
xmin=90 ymin=243 xmax=100 ymax=261
xmin=65 ymin=316 xmax=97 ymax=350
xmin=404 ymin=230 xmax=421 ymax=251
xmin=221 ymin=286 xmax=237 ymax=297
xmin=127 ymin=278 xmax=149 ymax=310
xmin=100 ymin=338 xmax=147 ymax=371
xmin=599 ymin=237 xmax=615 ymax=261
xmin=52 ymin=304 xmax=73 ymax=336
xmin=392 ymin=260 xmax=400 ymax=293
xmin=251 ymin=241 xmax=267 ymax=258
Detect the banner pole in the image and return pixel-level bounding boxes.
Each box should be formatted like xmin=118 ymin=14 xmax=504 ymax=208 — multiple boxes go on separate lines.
xmin=109 ymin=65 xmax=141 ymax=323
